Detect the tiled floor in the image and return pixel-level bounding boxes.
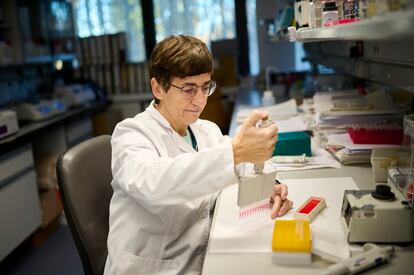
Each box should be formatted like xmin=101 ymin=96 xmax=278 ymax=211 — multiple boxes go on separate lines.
xmin=0 ymin=217 xmax=84 ymax=275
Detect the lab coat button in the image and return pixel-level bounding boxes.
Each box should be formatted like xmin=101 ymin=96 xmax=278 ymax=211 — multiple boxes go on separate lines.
xmin=201 ymin=209 xmax=209 ymax=218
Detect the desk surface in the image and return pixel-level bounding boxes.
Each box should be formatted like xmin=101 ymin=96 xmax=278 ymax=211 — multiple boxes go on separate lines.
xmin=202 ymin=88 xmax=413 ymax=275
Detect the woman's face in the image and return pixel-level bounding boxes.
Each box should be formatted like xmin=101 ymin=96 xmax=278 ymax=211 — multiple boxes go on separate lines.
xmin=154 ymin=73 xmax=211 ymax=132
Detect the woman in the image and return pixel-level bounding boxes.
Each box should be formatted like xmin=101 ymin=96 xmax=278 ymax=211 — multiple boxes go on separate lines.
xmin=104 ymin=35 xmax=292 ymax=275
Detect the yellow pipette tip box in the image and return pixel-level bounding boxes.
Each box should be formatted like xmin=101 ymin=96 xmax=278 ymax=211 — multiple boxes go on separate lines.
xmin=272 ymin=220 xmax=312 ymax=265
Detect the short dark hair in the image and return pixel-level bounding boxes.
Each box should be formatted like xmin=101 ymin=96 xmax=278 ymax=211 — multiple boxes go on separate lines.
xmin=149 ymin=35 xmax=214 ymax=104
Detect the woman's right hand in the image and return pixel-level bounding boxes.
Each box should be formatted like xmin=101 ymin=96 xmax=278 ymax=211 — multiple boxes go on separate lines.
xmin=232 ymin=110 xmax=278 ymax=165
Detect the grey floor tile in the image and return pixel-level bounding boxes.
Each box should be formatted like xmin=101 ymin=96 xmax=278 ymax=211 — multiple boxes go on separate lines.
xmin=0 ymin=221 xmax=84 ymax=275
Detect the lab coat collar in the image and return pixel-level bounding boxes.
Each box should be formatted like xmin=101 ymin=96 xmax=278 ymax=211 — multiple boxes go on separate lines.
xmin=146 ymin=102 xmax=174 ymax=133
xmin=146 ymin=102 xmax=205 ymax=153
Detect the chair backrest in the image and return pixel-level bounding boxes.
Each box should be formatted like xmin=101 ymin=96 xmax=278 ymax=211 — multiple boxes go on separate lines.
xmin=57 ymin=135 xmax=113 ymax=275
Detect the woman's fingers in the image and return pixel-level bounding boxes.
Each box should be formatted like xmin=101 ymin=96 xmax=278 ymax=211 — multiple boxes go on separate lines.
xmin=270 ymin=196 xmax=293 ymax=219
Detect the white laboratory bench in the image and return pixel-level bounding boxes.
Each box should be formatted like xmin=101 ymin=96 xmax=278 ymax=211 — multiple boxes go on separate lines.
xmin=202 ymin=88 xmax=413 ymax=275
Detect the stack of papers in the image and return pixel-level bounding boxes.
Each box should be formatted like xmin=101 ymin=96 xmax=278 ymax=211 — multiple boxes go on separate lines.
xmin=315 ymin=109 xmax=403 ymax=129
xmin=236 ymin=99 xmax=298 ymax=124
xmin=313 ymin=90 xmax=405 ymax=132
xmin=313 ymin=90 xmax=359 ymax=113
xmin=326 ymin=133 xmax=401 ymax=165
xmin=234 ymin=99 xmax=308 ymax=136
xmin=311 ymin=90 xmax=406 ymax=164
xmin=235 ymin=116 xmax=307 ymax=136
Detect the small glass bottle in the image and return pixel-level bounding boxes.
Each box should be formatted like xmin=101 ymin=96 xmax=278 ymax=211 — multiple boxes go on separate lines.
xmin=336 ymin=0 xmax=344 ymax=20
xmin=343 ymin=0 xmax=358 ymax=19
xmin=312 ymin=0 xmax=323 ymax=28
xmin=323 ymin=1 xmax=339 ymax=26
xmin=366 ymin=0 xmax=377 ymax=18
xmin=358 ymin=0 xmax=367 ymax=19
xmin=301 ymin=0 xmax=311 ymax=27
xmin=375 ymin=0 xmax=391 ymax=15
xmin=388 ymin=0 xmax=402 ymax=11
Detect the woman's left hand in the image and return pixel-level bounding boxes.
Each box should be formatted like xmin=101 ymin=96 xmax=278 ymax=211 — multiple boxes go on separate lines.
xmin=269 ymin=184 xmax=293 ymax=219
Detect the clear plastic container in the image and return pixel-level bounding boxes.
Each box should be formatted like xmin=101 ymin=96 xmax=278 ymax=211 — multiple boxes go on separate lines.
xmin=371 ymin=148 xmax=408 ymax=182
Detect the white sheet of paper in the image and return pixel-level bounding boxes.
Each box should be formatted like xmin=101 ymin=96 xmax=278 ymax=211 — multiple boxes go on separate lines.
xmin=236 ymin=99 xmax=298 ymax=123
xmin=210 ymin=177 xmax=359 ymax=262
xmin=235 ymin=115 xmax=307 ymax=137
xmin=313 ymin=90 xmax=359 ymax=112
xmin=274 ymin=116 xmax=307 ymax=133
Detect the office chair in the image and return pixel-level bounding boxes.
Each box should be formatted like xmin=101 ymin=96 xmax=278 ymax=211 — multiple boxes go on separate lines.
xmin=57 ymin=135 xmax=113 ymax=275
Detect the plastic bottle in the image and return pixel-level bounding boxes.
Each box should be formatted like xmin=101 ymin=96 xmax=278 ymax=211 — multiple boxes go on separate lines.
xmin=336 ymin=0 xmax=344 ymax=20
xmin=262 ymin=90 xmax=275 ymax=106
xmin=359 ymin=0 xmax=367 ymax=19
xmin=300 ymin=0 xmax=311 ymax=27
xmin=323 ymin=1 xmax=339 ymax=26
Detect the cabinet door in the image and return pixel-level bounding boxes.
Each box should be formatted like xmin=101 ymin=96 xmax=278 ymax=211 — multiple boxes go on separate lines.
xmin=0 ymin=170 xmax=41 ymax=261
xmin=66 ymin=117 xmax=92 ymax=147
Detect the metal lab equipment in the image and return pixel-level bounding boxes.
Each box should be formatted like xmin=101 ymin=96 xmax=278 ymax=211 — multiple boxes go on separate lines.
xmin=340 ymin=185 xmax=413 ymax=243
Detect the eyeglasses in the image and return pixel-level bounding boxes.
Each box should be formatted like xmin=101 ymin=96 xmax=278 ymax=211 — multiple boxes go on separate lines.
xmin=169 ymin=81 xmax=217 ymax=98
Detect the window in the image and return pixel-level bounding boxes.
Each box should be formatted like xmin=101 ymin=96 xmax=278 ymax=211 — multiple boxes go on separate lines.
xmin=246 ymin=0 xmax=259 ymax=76
xmin=153 ymin=0 xmax=236 ymax=45
xmin=295 ymin=42 xmax=311 ymax=72
xmin=74 ymin=0 xmax=146 ymax=62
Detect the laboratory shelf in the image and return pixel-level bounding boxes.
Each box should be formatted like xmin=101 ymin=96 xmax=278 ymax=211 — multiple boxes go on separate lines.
xmin=0 ymin=54 xmax=77 ymax=70
xmin=25 ymin=54 xmax=76 ymax=64
xmin=294 ymin=8 xmax=414 ymax=42
xmin=0 ymin=100 xmax=108 ymax=155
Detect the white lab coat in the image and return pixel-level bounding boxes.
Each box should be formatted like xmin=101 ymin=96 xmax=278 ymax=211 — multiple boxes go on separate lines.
xmin=104 ymin=103 xmax=238 ymax=275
